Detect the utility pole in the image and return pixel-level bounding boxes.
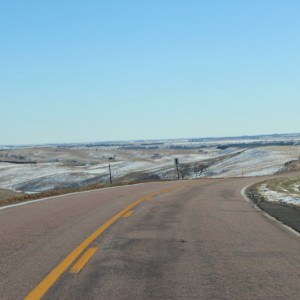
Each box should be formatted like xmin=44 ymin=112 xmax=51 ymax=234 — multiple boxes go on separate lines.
xmin=108 ymin=164 xmax=112 ymax=184
xmin=174 ymin=158 xmax=180 ymax=180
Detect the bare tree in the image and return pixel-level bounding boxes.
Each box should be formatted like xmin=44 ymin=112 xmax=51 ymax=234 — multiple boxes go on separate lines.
xmin=193 ymin=162 xmax=208 ymax=178
xmin=179 ymin=164 xmax=191 ymax=179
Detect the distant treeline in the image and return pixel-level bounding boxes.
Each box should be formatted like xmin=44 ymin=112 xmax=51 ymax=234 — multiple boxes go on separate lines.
xmin=122 ymin=146 xmax=160 ymax=150
xmin=189 ymin=133 xmax=300 ymax=142
xmin=84 ymin=143 xmax=124 ymax=147
xmin=217 ymin=141 xmax=299 ymax=149
xmin=140 ymin=142 xmax=164 ymax=146
xmin=167 ymin=141 xmax=300 ymax=150
xmin=0 ymin=160 xmax=37 ymax=164
xmin=168 ymin=145 xmax=206 ymax=149
xmin=84 ymin=143 xmax=164 ymax=148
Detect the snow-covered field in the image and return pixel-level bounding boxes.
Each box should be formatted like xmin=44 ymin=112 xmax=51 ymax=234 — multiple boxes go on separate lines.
xmin=1 ymin=137 xmax=300 ymax=194
xmin=205 ymin=147 xmax=300 ymax=177
xmin=0 ymin=149 xmax=219 ymax=193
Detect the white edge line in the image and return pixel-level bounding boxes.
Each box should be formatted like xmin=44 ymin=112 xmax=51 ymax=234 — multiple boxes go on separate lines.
xmin=241 ymin=184 xmax=300 ymax=238
xmin=0 ymin=182 xmax=161 ymax=211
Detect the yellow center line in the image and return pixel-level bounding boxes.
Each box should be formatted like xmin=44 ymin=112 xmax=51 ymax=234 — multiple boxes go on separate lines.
xmin=70 ymin=247 xmax=98 ymax=274
xmin=123 ymin=210 xmax=134 ymax=218
xmin=24 ymin=189 xmax=169 ymax=300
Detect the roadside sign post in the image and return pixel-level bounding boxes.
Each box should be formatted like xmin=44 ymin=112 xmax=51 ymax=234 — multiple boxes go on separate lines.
xmin=174 ymin=158 xmax=180 ymax=180
xmin=109 ymin=164 xmax=112 ymax=185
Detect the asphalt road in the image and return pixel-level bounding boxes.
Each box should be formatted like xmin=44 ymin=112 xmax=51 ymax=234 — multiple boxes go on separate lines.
xmin=1 ymin=178 xmax=300 ymax=299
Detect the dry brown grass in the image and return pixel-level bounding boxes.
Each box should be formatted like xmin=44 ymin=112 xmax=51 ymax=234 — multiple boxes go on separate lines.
xmin=0 ymin=183 xmax=106 ymax=206
xmin=0 ymin=189 xmax=24 ymax=202
xmin=246 ymin=175 xmax=300 ymax=209
xmin=0 ymin=178 xmax=172 ymax=207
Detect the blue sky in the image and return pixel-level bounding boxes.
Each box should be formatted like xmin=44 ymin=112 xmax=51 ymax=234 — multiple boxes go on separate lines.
xmin=1 ymin=0 xmax=299 ymax=145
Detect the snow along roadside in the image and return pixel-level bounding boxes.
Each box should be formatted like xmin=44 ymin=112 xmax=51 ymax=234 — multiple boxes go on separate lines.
xmin=241 ymin=184 xmax=300 ymax=238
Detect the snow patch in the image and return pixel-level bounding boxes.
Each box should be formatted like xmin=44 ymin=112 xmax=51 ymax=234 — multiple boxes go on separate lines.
xmin=259 ymin=184 xmax=300 ymax=207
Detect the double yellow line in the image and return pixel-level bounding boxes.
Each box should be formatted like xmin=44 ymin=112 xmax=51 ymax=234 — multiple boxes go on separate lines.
xmin=24 ymin=189 xmax=170 ymax=300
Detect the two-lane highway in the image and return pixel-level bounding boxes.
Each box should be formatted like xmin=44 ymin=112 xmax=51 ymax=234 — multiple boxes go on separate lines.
xmin=1 ymin=178 xmax=300 ymax=299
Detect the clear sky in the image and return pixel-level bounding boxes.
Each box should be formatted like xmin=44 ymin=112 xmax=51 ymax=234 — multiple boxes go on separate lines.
xmin=1 ymin=0 xmax=299 ymax=145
